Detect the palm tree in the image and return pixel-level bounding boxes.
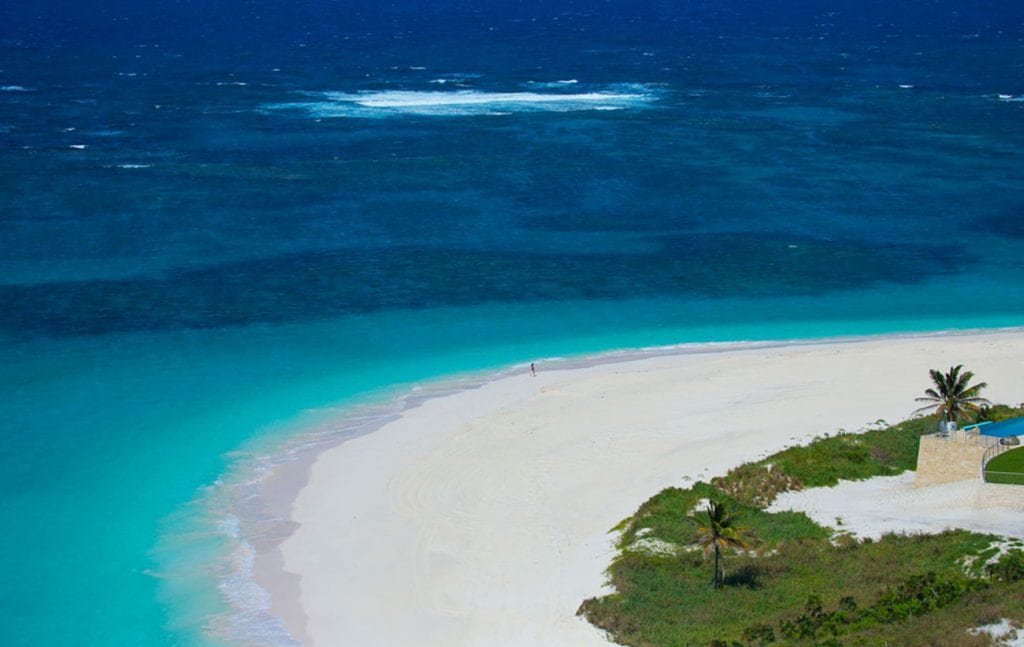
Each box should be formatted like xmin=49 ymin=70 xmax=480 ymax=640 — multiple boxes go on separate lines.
xmin=914 ymin=365 xmax=991 ymax=427
xmin=695 ymin=500 xmax=750 ymax=590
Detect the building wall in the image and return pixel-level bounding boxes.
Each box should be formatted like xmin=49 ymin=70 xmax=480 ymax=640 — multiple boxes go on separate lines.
xmin=914 ymin=435 xmax=987 ymax=487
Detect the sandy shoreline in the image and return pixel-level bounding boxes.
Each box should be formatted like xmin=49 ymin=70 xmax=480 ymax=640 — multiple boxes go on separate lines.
xmin=252 ymin=329 xmax=1024 ymax=646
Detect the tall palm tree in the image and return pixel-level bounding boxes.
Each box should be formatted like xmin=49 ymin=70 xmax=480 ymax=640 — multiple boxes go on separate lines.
xmin=695 ymin=500 xmax=749 ymax=590
xmin=914 ymin=364 xmax=990 ymax=426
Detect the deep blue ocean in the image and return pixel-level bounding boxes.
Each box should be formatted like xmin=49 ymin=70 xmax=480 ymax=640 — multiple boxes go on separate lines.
xmin=1 ymin=1 xmax=1023 ymax=644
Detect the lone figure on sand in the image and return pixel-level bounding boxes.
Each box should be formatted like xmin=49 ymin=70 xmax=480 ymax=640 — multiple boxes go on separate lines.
xmin=530 ymin=362 xmax=536 ymax=377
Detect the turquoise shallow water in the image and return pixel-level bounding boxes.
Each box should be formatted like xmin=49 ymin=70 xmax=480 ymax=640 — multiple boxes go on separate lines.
xmin=2 ymin=0 xmax=1024 ymax=643
xmin=3 ymin=291 xmax=1022 ymax=645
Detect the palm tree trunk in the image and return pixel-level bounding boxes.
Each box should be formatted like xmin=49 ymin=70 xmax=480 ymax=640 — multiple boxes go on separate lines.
xmin=713 ymin=545 xmax=720 ymax=589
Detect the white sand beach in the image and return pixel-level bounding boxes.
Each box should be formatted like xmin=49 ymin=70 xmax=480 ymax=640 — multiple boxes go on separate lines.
xmin=263 ymin=330 xmax=1024 ymax=646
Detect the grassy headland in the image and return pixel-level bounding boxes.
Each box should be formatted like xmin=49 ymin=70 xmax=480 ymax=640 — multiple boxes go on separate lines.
xmin=578 ymin=409 xmax=1024 ymax=646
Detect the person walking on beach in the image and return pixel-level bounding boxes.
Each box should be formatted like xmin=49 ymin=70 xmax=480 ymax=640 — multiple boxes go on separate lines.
xmin=530 ymin=362 xmax=536 ymax=377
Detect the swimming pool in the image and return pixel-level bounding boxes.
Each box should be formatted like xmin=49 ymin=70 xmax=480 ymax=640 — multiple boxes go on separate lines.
xmin=970 ymin=417 xmax=1024 ymax=438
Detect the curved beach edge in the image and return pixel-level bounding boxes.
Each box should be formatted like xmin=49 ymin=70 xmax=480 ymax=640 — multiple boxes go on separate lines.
xmin=254 ymin=328 xmax=1024 ymax=645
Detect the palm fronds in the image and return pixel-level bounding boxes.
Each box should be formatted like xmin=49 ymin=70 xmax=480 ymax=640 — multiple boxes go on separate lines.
xmin=695 ymin=500 xmax=750 ymax=589
xmin=913 ymin=364 xmax=990 ymax=424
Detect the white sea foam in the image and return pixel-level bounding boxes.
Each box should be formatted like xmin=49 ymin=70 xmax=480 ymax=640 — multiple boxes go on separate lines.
xmin=996 ymin=93 xmax=1024 ymax=103
xmin=428 ymin=78 xmax=471 ymax=86
xmin=117 ymin=163 xmax=152 ymax=169
xmin=1 ymin=85 xmax=30 ymax=91
xmin=336 ymin=90 xmax=639 ymax=108
xmin=428 ymin=72 xmax=481 ymax=86
xmin=527 ymin=79 xmax=579 ymax=88
xmin=208 ymin=517 xmax=299 ymax=647
xmin=268 ymin=87 xmax=657 ymax=118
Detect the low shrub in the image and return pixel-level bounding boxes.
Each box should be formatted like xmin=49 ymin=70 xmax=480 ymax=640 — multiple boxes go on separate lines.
xmin=987 ymin=550 xmax=1024 ymax=582
xmin=580 ymin=410 xmax=1024 ymax=646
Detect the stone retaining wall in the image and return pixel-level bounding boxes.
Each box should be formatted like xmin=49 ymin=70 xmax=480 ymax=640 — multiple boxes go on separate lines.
xmin=914 ymin=435 xmax=987 ymax=487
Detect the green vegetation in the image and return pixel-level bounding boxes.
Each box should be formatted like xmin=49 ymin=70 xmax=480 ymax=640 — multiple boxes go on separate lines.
xmin=711 ymin=415 xmax=934 ymax=509
xmin=914 ymin=365 xmax=990 ymax=425
xmin=987 ymin=550 xmax=1024 ymax=582
xmin=985 ymin=447 xmax=1024 ymax=485
xmin=579 ymin=409 xmax=1024 ymax=646
xmin=978 ymin=403 xmax=1024 ymax=423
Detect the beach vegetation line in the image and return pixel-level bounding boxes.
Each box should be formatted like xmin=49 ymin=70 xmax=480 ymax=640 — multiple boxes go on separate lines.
xmin=578 ymin=408 xmax=1024 ymax=646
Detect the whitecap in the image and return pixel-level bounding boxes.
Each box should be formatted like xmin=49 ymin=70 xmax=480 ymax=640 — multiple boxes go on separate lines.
xmin=267 ymin=86 xmax=657 ymax=119
xmin=68 ymin=144 xmax=87 ymax=149
xmin=527 ymin=79 xmax=579 ymax=89
xmin=609 ymin=82 xmax=662 ymax=93
xmin=1 ymin=85 xmax=30 ymax=92
xmin=898 ymin=84 xmax=914 ymax=89
xmin=428 ymin=72 xmax=480 ymax=86
xmin=117 ymin=163 xmax=152 ymax=169
xmin=996 ymin=93 xmax=1024 ymax=102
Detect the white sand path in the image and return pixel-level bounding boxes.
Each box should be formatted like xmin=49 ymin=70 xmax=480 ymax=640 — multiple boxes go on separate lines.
xmin=272 ymin=330 xmax=1024 ymax=646
xmin=770 ymin=472 xmax=1024 ymax=540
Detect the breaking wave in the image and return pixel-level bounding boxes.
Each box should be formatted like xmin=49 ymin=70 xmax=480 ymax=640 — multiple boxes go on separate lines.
xmin=265 ymin=86 xmax=658 ymax=118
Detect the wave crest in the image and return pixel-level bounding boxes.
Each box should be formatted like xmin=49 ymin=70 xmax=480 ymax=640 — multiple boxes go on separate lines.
xmin=266 ymin=86 xmax=658 ymax=118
